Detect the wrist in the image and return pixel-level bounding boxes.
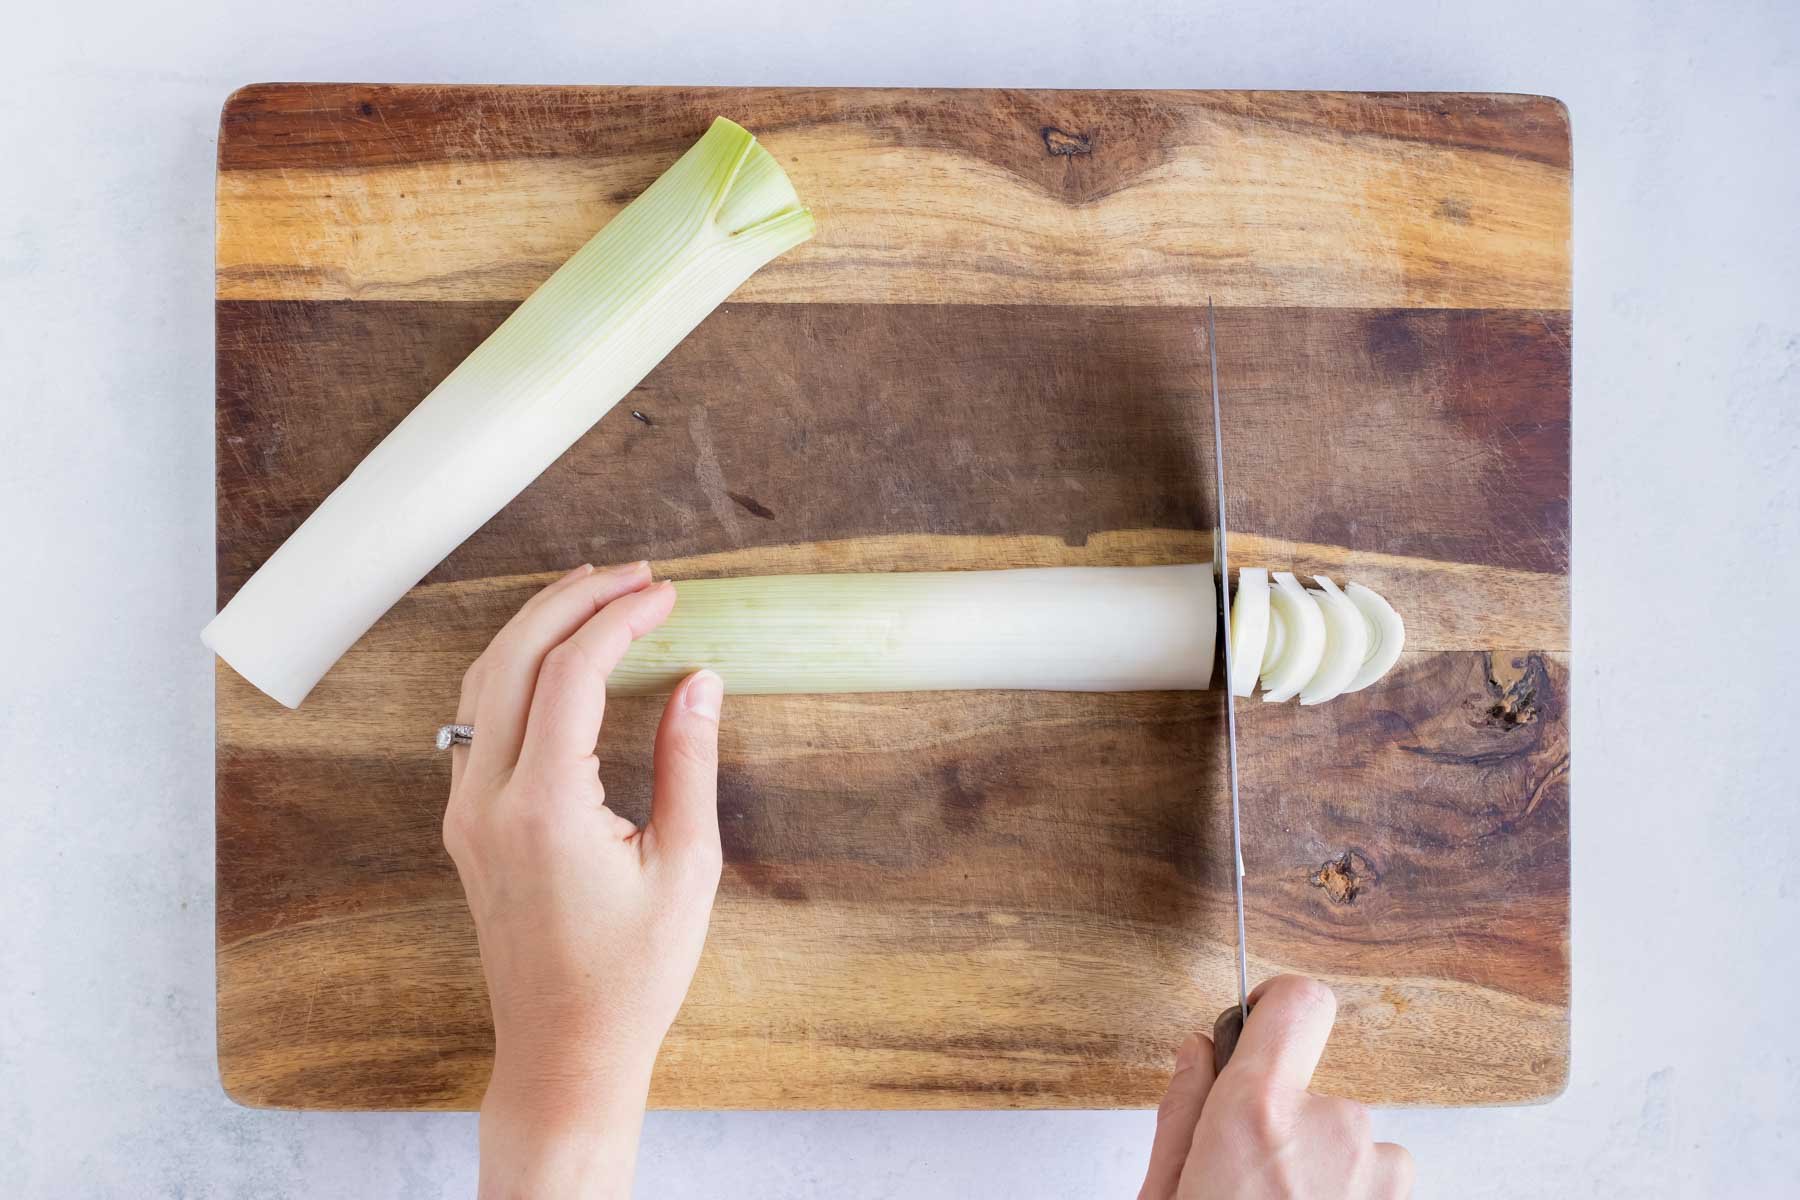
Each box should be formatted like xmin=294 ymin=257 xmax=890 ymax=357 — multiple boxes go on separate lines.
xmin=479 ymin=1056 xmax=654 ymax=1200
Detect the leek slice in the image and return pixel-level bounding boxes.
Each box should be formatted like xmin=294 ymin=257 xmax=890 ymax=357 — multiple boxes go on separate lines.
xmin=1299 ymin=577 xmax=1368 ymax=706
xmin=608 ymin=565 xmax=1216 ymax=695
xmin=1260 ymin=572 xmax=1325 ymax=703
xmin=203 ymin=118 xmax=814 ymax=707
xmin=1229 ymin=567 xmax=1270 ymax=697
xmin=1342 ymin=582 xmax=1406 ymax=692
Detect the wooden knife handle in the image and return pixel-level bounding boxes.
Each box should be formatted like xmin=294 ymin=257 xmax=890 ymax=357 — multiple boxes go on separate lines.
xmin=1213 ymin=1004 xmax=1250 ymax=1073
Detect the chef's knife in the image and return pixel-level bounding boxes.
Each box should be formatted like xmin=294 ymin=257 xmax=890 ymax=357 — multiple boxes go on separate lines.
xmin=1205 ymin=300 xmax=1252 ymax=1071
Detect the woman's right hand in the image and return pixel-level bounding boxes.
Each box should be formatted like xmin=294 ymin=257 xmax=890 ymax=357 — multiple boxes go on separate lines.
xmin=1138 ymin=975 xmax=1415 ymax=1199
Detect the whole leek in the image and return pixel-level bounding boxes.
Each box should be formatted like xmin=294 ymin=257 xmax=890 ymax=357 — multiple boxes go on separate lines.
xmin=610 ymin=565 xmax=1219 ymax=696
xmin=204 ymin=118 xmax=813 ymax=708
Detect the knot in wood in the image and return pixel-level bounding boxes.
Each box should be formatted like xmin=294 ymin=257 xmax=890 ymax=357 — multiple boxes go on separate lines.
xmin=1310 ymin=850 xmax=1375 ymax=905
xmin=1041 ymin=126 xmax=1093 ymax=157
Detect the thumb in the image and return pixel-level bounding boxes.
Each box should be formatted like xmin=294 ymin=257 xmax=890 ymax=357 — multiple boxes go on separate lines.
xmin=1138 ymin=1033 xmax=1216 ymax=1200
xmin=644 ymin=669 xmax=724 ymax=878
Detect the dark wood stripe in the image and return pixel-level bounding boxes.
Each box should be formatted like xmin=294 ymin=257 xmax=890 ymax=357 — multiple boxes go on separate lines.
xmin=218 ymin=86 xmax=1571 ymax=178
xmin=215 ymin=301 xmax=1570 ymax=605
xmin=219 ymin=652 xmax=1567 ymax=1005
xmin=217 ymin=650 xmax=1567 ymax=1107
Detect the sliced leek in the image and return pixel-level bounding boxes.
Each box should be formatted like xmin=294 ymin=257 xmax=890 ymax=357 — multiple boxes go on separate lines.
xmin=1299 ymin=577 xmax=1368 ymax=706
xmin=1228 ymin=567 xmax=1270 ymax=697
xmin=1259 ymin=572 xmax=1326 ymax=703
xmin=608 ymin=565 xmax=1216 ymax=695
xmin=1343 ymin=582 xmax=1406 ymax=693
xmin=203 ymin=118 xmax=814 ymax=707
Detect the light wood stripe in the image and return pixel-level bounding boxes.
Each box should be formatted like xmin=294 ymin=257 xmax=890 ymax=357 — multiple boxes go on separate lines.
xmin=217 ymin=896 xmax=1566 ymax=1109
xmin=216 ymin=529 xmax=1568 ymax=749
xmin=217 ymin=123 xmax=1570 ymax=307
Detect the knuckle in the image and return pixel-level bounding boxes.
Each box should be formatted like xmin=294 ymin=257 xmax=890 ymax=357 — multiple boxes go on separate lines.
xmin=441 ymin=804 xmax=474 ymax=861
xmin=1230 ymin=1081 xmax=1285 ymax=1146
xmin=1391 ymin=1147 xmax=1417 ymax=1195
xmin=513 ymin=801 xmax=564 ymax=848
xmin=459 ymin=657 xmax=485 ymax=699
xmin=541 ymin=639 xmax=597 ymax=683
xmin=571 ymin=757 xmax=605 ymax=802
xmin=1156 ymin=1088 xmax=1191 ymax=1124
xmin=485 ymin=628 xmax=522 ymax=666
xmin=1290 ymin=975 xmax=1337 ymax=1018
xmin=540 ymin=641 xmax=579 ymax=674
xmin=1332 ymin=1097 xmax=1371 ymax=1139
xmin=1388 ymin=1154 xmax=1416 ymax=1195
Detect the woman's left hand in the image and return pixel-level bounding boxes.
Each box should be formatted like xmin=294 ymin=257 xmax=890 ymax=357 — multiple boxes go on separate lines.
xmin=443 ymin=562 xmax=725 ymax=1200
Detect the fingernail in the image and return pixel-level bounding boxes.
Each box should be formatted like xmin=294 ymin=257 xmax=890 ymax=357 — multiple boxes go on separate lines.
xmin=1174 ymin=1033 xmax=1202 ymax=1072
xmin=561 ymin=563 xmax=594 ymax=582
xmin=683 ymin=670 xmax=723 ymax=721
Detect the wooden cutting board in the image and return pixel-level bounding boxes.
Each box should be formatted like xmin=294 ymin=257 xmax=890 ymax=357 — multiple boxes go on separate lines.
xmin=214 ymin=85 xmax=1571 ymax=1110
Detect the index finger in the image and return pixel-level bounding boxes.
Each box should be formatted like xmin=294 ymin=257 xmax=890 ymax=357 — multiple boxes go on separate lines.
xmin=517 ymin=580 xmax=677 ymax=770
xmin=1227 ymin=974 xmax=1338 ymax=1096
xmin=466 ymin=561 xmax=653 ymax=780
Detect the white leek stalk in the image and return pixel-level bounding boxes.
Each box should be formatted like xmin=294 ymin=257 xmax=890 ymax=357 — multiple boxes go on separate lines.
xmin=609 ymin=566 xmax=1216 ymax=695
xmin=1342 ymin=583 xmax=1405 ymax=692
xmin=1299 ymin=577 xmax=1368 ymax=706
xmin=1228 ymin=567 xmax=1270 ymax=697
xmin=1240 ymin=573 xmax=1403 ymax=702
xmin=1259 ymin=572 xmax=1326 ymax=703
xmin=204 ymin=118 xmax=814 ymax=707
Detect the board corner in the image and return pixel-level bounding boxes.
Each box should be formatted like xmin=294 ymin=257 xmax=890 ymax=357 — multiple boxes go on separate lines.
xmin=216 ymin=1033 xmax=283 ymax=1112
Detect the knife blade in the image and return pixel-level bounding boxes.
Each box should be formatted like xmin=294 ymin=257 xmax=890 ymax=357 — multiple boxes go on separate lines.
xmin=1205 ymin=299 xmax=1252 ymax=1071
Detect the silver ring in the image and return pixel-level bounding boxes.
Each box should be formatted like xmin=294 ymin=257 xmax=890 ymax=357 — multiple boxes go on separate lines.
xmin=435 ymin=724 xmax=474 ymax=751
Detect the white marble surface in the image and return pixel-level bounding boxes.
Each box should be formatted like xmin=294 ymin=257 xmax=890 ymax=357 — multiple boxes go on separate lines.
xmin=4 ymin=1 xmax=1798 ymax=1195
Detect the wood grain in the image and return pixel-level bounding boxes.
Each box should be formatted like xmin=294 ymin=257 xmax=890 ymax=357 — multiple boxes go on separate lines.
xmin=214 ymin=85 xmax=1572 ymax=1110
xmin=218 ymin=647 xmax=1568 ymax=1109
xmin=216 ymin=87 xmax=1571 ymax=308
xmin=216 ymin=303 xmax=1571 ymax=592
